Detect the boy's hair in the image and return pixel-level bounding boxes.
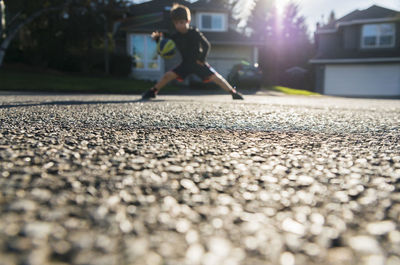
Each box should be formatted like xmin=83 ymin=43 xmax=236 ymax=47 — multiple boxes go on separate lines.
xmin=170 ymin=3 xmax=191 ymax=22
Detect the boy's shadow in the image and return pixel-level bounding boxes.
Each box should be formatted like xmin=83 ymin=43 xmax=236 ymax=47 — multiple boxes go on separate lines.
xmin=0 ymin=99 xmax=165 ymax=109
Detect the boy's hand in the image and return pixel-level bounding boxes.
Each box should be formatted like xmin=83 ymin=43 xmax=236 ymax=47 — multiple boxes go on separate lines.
xmin=196 ymin=60 xmax=205 ymax=66
xmin=151 ymin=31 xmax=163 ymax=41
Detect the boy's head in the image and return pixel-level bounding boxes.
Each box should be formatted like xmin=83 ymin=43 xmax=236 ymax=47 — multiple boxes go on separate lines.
xmin=171 ymin=3 xmax=191 ymax=22
xmin=171 ymin=3 xmax=191 ymax=33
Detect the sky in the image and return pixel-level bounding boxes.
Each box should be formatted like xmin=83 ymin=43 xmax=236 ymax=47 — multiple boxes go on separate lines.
xmin=276 ymin=0 xmax=400 ymax=33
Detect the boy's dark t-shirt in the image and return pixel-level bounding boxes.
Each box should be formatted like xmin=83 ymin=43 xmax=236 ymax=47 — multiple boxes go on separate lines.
xmin=167 ymin=27 xmax=210 ymax=63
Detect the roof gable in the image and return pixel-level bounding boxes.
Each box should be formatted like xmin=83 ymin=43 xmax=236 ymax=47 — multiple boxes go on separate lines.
xmin=337 ymin=5 xmax=399 ymax=22
xmin=190 ymin=0 xmax=227 ymax=12
xmin=129 ymin=0 xmax=228 ymax=15
xmin=318 ymin=5 xmax=400 ymax=31
xmin=129 ymin=0 xmax=191 ymax=16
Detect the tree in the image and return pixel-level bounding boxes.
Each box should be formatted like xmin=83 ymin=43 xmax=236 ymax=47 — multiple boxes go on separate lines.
xmin=1 ymin=0 xmax=129 ymax=73
xmin=246 ymin=1 xmax=314 ymax=86
xmin=96 ymin=0 xmax=129 ymax=74
xmin=78 ymin=0 xmax=129 ymax=74
xmin=245 ymin=0 xmax=273 ymax=38
xmin=0 ymin=0 xmax=73 ymax=67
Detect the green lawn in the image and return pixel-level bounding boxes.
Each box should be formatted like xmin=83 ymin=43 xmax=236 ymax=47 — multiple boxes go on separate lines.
xmin=0 ymin=70 xmax=319 ymax=96
xmin=264 ymin=86 xmax=320 ymax=96
xmin=0 ymin=70 xmax=179 ymax=94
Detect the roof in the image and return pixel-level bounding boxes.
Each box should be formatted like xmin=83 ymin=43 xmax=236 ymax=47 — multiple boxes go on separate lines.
xmin=118 ymin=0 xmax=261 ymax=46
xmin=338 ymin=5 xmax=399 ymax=22
xmin=311 ymin=49 xmax=400 ymax=62
xmin=203 ymin=30 xmax=262 ymax=46
xmin=128 ymin=0 xmax=228 ymax=15
xmin=128 ymin=0 xmax=191 ymax=16
xmin=190 ymin=0 xmax=227 ymax=12
xmin=319 ymin=5 xmax=400 ymax=31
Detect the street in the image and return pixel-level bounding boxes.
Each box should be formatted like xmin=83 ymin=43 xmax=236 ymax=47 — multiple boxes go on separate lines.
xmin=0 ymin=93 xmax=399 ymax=265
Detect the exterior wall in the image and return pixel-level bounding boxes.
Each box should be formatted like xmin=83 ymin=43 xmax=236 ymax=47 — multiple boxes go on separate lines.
xmin=318 ymin=21 xmax=400 ymax=57
xmin=343 ymin=25 xmax=359 ymax=50
xmin=316 ymin=32 xmax=341 ymax=56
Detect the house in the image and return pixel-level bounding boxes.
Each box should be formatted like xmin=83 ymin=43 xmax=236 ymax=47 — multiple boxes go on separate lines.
xmin=115 ymin=0 xmax=261 ymax=82
xmin=310 ymin=5 xmax=400 ymax=97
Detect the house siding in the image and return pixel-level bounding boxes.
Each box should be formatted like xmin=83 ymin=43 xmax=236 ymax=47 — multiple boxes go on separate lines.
xmin=316 ymin=33 xmax=341 ymax=56
xmin=314 ymin=22 xmax=400 ymax=60
xmin=343 ymin=25 xmax=359 ymax=50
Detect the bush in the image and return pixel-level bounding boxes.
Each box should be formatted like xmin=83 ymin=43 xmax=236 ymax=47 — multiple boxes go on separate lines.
xmin=110 ymin=53 xmax=133 ymax=76
xmin=4 ymin=44 xmax=133 ymax=76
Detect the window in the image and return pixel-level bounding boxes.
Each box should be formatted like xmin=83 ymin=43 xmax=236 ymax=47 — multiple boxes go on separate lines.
xmin=361 ymin=23 xmax=395 ymax=48
xmin=130 ymin=34 xmax=160 ymax=70
xmin=199 ymin=13 xmax=225 ymax=31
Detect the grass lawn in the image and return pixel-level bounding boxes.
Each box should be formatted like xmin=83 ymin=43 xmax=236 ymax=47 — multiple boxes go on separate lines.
xmin=0 ymin=70 xmax=179 ymax=94
xmin=0 ymin=69 xmax=319 ymax=96
xmin=264 ymin=86 xmax=320 ymax=96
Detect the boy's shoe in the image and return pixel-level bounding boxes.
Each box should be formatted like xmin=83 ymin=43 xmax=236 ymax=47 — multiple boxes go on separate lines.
xmin=232 ymin=91 xmax=244 ymax=100
xmin=142 ymin=87 xmax=157 ymax=100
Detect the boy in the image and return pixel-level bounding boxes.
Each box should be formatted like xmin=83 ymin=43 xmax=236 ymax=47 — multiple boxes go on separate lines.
xmin=142 ymin=3 xmax=244 ymax=100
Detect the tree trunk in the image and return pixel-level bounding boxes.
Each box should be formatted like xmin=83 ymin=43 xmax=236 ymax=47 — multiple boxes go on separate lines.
xmin=104 ymin=16 xmax=110 ymax=75
xmin=0 ymin=0 xmax=4 ymax=37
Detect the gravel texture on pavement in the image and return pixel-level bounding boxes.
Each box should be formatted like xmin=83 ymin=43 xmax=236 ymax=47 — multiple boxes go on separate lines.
xmin=0 ymin=94 xmax=399 ymax=265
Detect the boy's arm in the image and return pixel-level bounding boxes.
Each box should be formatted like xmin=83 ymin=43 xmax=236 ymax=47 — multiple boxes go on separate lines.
xmin=197 ymin=30 xmax=210 ymax=62
xmin=151 ymin=31 xmax=163 ymax=42
xmin=151 ymin=31 xmax=176 ymax=42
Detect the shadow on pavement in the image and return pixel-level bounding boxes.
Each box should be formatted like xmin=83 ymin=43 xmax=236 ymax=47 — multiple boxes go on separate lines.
xmin=0 ymin=99 xmax=166 ymax=109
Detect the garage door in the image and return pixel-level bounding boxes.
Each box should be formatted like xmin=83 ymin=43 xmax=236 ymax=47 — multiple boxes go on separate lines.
xmin=325 ymin=64 xmax=400 ymax=97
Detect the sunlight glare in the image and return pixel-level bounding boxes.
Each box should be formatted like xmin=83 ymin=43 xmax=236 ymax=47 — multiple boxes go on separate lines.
xmin=276 ymin=0 xmax=285 ymax=16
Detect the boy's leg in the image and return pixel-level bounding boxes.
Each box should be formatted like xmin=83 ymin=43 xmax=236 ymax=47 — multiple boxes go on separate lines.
xmin=142 ymin=71 xmax=178 ymax=99
xmin=209 ymin=73 xmax=244 ymax=100
xmin=154 ymin=71 xmax=179 ymax=91
xmin=209 ymin=73 xmax=235 ymax=93
xmin=153 ymin=71 xmax=178 ymax=92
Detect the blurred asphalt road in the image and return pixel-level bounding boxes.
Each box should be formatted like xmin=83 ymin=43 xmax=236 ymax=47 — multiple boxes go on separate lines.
xmin=0 ymin=93 xmax=399 ymax=265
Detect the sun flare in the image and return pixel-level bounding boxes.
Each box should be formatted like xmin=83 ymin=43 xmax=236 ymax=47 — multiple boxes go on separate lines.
xmin=275 ymin=2 xmax=284 ymax=15
xmin=275 ymin=0 xmax=288 ymax=15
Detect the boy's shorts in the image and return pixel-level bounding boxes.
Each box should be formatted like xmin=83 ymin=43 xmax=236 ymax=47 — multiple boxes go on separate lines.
xmin=173 ymin=62 xmax=216 ymax=82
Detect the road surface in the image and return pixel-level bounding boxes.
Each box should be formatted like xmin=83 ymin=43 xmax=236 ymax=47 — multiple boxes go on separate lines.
xmin=0 ymin=93 xmax=399 ymax=265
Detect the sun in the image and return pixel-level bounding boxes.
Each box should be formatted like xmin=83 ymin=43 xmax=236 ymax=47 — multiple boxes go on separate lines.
xmin=275 ymin=0 xmax=289 ymax=15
